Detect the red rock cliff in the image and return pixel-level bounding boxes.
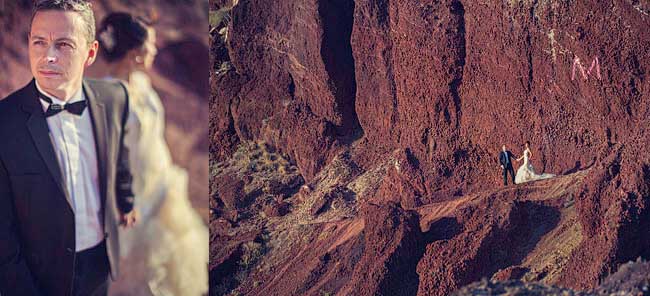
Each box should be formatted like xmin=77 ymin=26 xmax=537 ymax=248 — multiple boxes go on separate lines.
xmin=212 ymin=0 xmax=649 ymax=295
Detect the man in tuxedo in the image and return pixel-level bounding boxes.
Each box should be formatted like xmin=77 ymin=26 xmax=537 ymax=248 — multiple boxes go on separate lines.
xmin=0 ymin=1 xmax=137 ymax=295
xmin=498 ymin=145 xmax=518 ymax=186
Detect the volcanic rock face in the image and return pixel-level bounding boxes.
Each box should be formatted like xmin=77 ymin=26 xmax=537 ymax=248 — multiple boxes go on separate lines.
xmin=211 ymin=0 xmax=649 ymax=295
xmin=453 ymin=258 xmax=650 ymax=295
xmin=340 ymin=202 xmax=424 ymax=296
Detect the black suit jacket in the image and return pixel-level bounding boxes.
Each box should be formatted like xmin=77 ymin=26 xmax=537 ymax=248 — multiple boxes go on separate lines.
xmin=498 ymin=150 xmax=516 ymax=168
xmin=0 ymin=79 xmax=135 ymax=296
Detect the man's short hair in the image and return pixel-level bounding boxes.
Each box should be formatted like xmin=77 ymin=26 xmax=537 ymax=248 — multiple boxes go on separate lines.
xmin=30 ymin=0 xmax=96 ymax=45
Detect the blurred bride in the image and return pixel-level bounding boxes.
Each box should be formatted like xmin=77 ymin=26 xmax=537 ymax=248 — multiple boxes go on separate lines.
xmin=97 ymin=12 xmax=208 ymax=296
xmin=515 ymin=141 xmax=556 ymax=184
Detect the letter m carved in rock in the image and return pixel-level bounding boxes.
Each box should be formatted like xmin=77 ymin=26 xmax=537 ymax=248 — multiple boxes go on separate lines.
xmin=572 ymin=56 xmax=601 ymax=81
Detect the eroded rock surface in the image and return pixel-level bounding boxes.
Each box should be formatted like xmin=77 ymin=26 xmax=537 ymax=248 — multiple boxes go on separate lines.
xmin=211 ymin=0 xmax=649 ymax=295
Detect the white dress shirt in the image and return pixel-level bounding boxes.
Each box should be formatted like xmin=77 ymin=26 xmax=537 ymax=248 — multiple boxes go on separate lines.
xmin=36 ymin=81 xmax=104 ymax=252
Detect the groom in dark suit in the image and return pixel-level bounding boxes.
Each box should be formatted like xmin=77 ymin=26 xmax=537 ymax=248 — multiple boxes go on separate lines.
xmin=0 ymin=1 xmax=137 ymax=295
xmin=498 ymin=145 xmax=517 ymax=186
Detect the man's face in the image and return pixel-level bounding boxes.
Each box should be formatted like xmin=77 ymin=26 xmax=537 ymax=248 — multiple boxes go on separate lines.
xmin=29 ymin=10 xmax=98 ymax=98
xmin=502 ymin=145 xmax=506 ymax=152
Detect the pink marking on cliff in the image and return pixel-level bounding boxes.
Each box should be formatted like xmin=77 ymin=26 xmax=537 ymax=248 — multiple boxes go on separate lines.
xmin=572 ymin=56 xmax=601 ymax=81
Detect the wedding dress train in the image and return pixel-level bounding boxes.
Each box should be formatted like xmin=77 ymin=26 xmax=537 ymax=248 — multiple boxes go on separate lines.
xmin=515 ymin=148 xmax=555 ymax=184
xmin=107 ymin=72 xmax=208 ymax=296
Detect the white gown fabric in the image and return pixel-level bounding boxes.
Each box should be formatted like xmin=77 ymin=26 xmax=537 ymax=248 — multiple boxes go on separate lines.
xmin=106 ymin=72 xmax=208 ymax=296
xmin=515 ymin=148 xmax=555 ymax=184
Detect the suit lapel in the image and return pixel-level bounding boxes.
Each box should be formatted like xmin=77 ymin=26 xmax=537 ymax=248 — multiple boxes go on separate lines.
xmin=84 ymin=80 xmax=108 ymax=207
xmin=22 ymin=80 xmax=72 ymax=209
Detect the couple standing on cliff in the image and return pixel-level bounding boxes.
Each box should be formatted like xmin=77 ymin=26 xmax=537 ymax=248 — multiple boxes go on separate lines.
xmin=498 ymin=141 xmax=555 ymax=186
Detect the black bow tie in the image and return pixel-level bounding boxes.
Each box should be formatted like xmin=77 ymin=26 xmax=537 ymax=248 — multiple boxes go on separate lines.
xmin=39 ymin=94 xmax=87 ymax=117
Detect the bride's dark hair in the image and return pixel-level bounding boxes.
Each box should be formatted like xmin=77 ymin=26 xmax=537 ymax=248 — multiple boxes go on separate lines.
xmin=97 ymin=12 xmax=153 ymax=63
xmin=525 ymin=141 xmax=531 ymax=146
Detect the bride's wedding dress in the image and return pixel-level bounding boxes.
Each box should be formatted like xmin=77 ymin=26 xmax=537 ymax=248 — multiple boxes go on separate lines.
xmin=515 ymin=148 xmax=555 ymax=184
xmin=107 ymin=72 xmax=208 ymax=296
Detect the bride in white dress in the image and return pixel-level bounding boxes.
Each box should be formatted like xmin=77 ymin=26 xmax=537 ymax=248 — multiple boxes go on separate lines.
xmin=515 ymin=141 xmax=556 ymax=184
xmin=97 ymin=13 xmax=208 ymax=296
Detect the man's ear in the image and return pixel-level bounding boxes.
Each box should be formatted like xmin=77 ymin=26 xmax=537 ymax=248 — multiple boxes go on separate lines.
xmin=85 ymin=40 xmax=100 ymax=67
